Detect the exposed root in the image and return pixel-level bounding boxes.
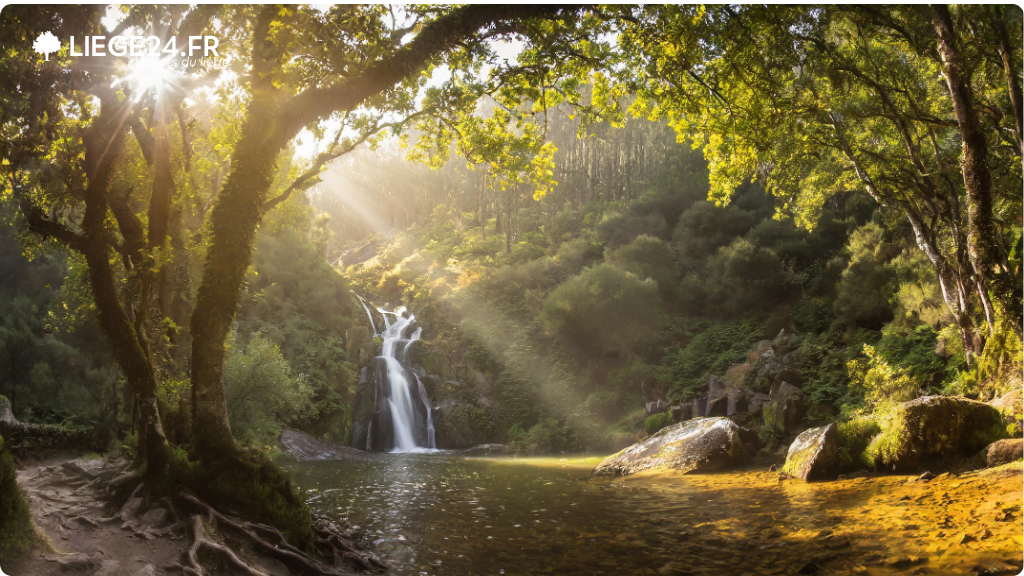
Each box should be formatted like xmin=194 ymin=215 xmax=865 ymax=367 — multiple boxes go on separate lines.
xmin=185 ymin=515 xmax=271 ymax=576
xmin=179 ymin=492 xmax=387 ymax=574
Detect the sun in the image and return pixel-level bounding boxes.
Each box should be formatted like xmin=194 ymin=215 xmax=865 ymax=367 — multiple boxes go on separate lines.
xmin=123 ymin=57 xmax=181 ymax=101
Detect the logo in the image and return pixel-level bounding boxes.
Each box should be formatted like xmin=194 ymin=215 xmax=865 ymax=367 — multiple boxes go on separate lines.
xmin=33 ymin=31 xmax=60 ymax=61
xmin=31 ymin=31 xmax=227 ymax=71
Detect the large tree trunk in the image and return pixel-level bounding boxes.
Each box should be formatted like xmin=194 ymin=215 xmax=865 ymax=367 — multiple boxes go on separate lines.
xmin=932 ymin=5 xmax=1000 ymax=334
xmin=80 ymin=100 xmax=171 ymax=478
xmin=188 ymin=97 xmax=284 ymax=461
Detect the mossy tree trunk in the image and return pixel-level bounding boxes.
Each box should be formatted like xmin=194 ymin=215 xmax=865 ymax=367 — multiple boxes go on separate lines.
xmin=931 ymin=5 xmax=1003 ymax=335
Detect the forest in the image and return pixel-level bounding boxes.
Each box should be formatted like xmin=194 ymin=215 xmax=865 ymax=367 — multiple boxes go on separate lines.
xmin=0 ymin=4 xmax=1021 ymax=576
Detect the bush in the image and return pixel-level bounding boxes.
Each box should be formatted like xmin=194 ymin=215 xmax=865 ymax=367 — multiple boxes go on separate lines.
xmin=541 ymin=264 xmax=662 ymax=357
xmin=605 ymin=234 xmax=678 ymax=296
xmin=0 ymin=433 xmax=36 ymax=562
xmin=835 ymin=417 xmax=881 ymax=472
xmin=704 ymin=238 xmax=786 ymax=315
xmin=225 ymin=334 xmax=314 ymax=447
xmin=833 ymin=223 xmax=899 ymax=329
xmin=645 ymin=412 xmax=675 ymax=435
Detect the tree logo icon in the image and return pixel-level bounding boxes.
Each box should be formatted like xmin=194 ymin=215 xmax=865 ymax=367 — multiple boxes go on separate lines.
xmin=33 ymin=31 xmax=60 ymax=62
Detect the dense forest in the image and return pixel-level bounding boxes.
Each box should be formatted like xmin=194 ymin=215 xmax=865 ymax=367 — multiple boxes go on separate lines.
xmin=0 ymin=4 xmax=1021 ymax=575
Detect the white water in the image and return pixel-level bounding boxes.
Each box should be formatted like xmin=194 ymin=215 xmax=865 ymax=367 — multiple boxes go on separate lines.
xmin=366 ymin=302 xmax=437 ymax=453
xmin=357 ymin=295 xmax=379 ymax=336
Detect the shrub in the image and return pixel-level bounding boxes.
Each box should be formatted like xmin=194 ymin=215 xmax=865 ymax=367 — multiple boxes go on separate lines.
xmin=605 ymin=234 xmax=678 ymax=296
xmin=0 ymin=433 xmax=36 ymax=562
xmin=835 ymin=417 xmax=881 ymax=471
xmin=704 ymin=238 xmax=786 ymax=315
xmin=541 ymin=264 xmax=662 ymax=357
xmin=645 ymin=412 xmax=675 ymax=435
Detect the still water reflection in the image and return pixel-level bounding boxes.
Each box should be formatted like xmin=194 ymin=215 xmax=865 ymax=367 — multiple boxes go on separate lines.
xmin=286 ymin=453 xmax=1022 ymax=576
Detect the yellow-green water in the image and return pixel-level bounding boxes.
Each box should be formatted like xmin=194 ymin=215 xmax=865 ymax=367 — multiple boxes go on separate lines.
xmin=286 ymin=454 xmax=1023 ymax=576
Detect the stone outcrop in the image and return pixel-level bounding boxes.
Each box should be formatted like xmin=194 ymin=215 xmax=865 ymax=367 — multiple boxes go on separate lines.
xmin=782 ymin=424 xmax=839 ymax=481
xmin=592 ymin=418 xmax=749 ymax=477
xmin=984 ymin=438 xmax=1023 ymax=467
xmin=764 ymin=381 xmax=805 ymax=437
xmin=865 ymin=396 xmax=1006 ymax=471
xmin=990 ymin=389 xmax=1022 ymax=437
xmin=279 ymin=429 xmax=364 ymax=461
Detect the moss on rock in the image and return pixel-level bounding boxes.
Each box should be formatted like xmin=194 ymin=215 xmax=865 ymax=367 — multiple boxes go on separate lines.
xmin=865 ymin=396 xmax=1007 ymax=472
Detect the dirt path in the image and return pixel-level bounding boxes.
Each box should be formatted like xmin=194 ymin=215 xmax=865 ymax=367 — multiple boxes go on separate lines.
xmin=4 ymin=457 xmax=188 ymax=576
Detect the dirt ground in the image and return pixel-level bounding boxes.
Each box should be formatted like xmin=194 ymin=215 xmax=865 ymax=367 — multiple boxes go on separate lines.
xmin=4 ymin=457 xmax=190 ymax=576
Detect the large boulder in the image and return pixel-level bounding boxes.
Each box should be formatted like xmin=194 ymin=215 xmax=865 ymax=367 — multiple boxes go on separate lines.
xmin=592 ymin=418 xmax=748 ymax=477
xmin=984 ymin=438 xmax=1023 ymax=467
xmin=782 ymin=424 xmax=839 ymax=481
xmin=865 ymin=396 xmax=1007 ymax=471
xmin=990 ymin=389 xmax=1022 ymax=437
xmin=764 ymin=381 xmax=805 ymax=437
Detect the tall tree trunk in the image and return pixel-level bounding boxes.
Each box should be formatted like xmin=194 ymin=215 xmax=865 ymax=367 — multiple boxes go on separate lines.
xmin=189 ymin=97 xmax=283 ymax=461
xmin=79 ymin=100 xmax=171 ymax=477
xmin=992 ymin=5 xmax=1024 ymax=157
xmin=932 ymin=5 xmax=1000 ymax=334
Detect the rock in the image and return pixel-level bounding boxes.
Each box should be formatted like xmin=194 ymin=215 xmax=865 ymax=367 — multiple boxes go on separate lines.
xmin=93 ymin=559 xmax=122 ymax=576
xmin=865 ymin=396 xmax=1006 ymax=471
xmin=764 ymin=381 xmax=805 ymax=437
xmin=985 ymin=438 xmax=1023 ymax=467
xmin=782 ymin=424 xmax=840 ymax=481
xmin=139 ymin=507 xmax=169 ymax=528
xmin=747 ymin=393 xmax=770 ymax=415
xmin=705 ymin=376 xmax=729 ymax=417
xmin=691 ymin=398 xmax=707 ymax=420
xmin=646 ymin=399 xmax=669 ymax=415
xmin=989 ymin=389 xmax=1022 ymax=437
xmin=917 ymin=471 xmax=935 ymax=481
xmin=671 ymin=402 xmax=693 ymax=422
xmin=252 ymin=557 xmax=291 ymax=576
xmin=279 ymin=429 xmax=364 ymax=461
xmin=132 ymin=565 xmax=157 ymax=576
xmin=592 ymin=417 xmax=748 ymax=477
xmin=726 ymin=388 xmax=749 ymax=416
xmin=120 ymin=496 xmax=144 ymax=518
xmin=461 ymin=443 xmax=514 ymax=457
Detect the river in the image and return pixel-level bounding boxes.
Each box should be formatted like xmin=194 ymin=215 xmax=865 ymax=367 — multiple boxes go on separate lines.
xmin=285 ymin=453 xmax=1022 ymax=576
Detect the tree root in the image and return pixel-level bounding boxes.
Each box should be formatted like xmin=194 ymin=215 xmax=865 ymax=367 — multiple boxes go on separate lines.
xmin=183 ymin=515 xmax=271 ymax=576
xmin=178 ymin=492 xmax=387 ymax=574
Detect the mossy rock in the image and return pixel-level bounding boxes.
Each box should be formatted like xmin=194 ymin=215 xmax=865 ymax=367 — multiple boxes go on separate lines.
xmin=989 ymin=389 xmax=1023 ymax=438
xmin=592 ymin=417 xmax=747 ymax=477
xmin=865 ymin=396 xmax=1007 ymax=472
xmin=782 ymin=423 xmax=840 ymax=481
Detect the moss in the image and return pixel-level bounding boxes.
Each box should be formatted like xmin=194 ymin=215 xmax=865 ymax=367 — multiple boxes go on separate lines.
xmin=0 ymin=434 xmax=37 ymax=562
xmin=864 ymin=397 xmax=1007 ymax=471
xmin=836 ymin=417 xmax=881 ymax=471
xmin=645 ymin=412 xmax=675 ymax=436
xmin=168 ymin=446 xmax=314 ymax=548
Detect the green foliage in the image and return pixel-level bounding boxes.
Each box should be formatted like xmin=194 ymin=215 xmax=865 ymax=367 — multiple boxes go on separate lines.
xmin=659 ymin=317 xmax=766 ymax=401
xmin=704 ymin=238 xmax=786 ymax=315
xmin=835 ymin=417 xmax=881 ymax=472
xmin=0 ymin=433 xmax=36 ymax=562
xmin=644 ymin=412 xmax=675 ymax=435
xmin=508 ymin=417 xmax=588 ymax=454
xmin=224 ymin=334 xmax=313 ymax=447
xmin=605 ymin=234 xmax=677 ymax=296
xmin=833 ymin=223 xmax=899 ymax=330
xmin=541 ymin=263 xmax=662 ymax=356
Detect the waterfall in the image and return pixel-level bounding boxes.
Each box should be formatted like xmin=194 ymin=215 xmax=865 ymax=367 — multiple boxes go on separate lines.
xmin=356 ymin=295 xmax=378 ymax=336
xmin=357 ymin=298 xmax=436 ymax=453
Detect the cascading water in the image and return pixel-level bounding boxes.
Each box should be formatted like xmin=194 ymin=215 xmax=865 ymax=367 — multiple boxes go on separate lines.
xmin=354 ymin=299 xmax=436 ymax=452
